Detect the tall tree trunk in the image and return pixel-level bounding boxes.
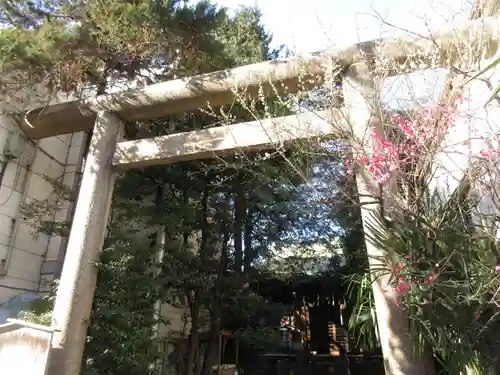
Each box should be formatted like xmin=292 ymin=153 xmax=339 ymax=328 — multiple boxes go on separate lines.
xmin=186 ymin=292 xmax=200 ymax=375
xmin=234 ymin=176 xmax=245 ymax=273
xmin=201 ymin=201 xmax=230 ymax=375
xmin=194 ymin=337 xmax=203 ymax=375
xmin=243 ymin=206 xmax=253 ymax=273
xmin=152 ymin=185 xmax=166 ymax=373
xmin=187 ymin=183 xmax=211 ymax=375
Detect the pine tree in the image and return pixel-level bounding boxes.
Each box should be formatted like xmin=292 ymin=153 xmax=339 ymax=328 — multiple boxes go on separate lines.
xmin=0 ymin=0 xmax=226 ymax=95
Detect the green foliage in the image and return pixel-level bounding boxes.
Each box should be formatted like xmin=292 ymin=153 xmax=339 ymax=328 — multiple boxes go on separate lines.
xmin=358 ymin=186 xmax=500 ymax=372
xmin=17 ymin=293 xmax=54 ymax=326
xmin=0 ymin=0 xmax=238 ymax=95
xmin=20 ymin=175 xmax=74 ymax=237
xmin=82 ymin=232 xmax=161 ymax=375
xmin=0 ymin=0 xmax=158 ymax=94
xmin=212 ymin=6 xmax=278 ymax=66
xmin=236 ymin=326 xmax=284 ymax=352
xmin=347 ymin=272 xmax=379 ymax=350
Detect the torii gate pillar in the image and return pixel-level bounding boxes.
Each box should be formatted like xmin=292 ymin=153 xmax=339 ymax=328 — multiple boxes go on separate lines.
xmin=343 ymin=63 xmax=435 ymax=375
xmin=46 ymin=111 xmax=124 ymax=375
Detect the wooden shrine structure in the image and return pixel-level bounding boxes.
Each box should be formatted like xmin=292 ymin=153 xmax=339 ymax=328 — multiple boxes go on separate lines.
xmin=258 ymin=276 xmax=384 ymax=375
xmin=11 ymin=8 xmax=500 ymax=375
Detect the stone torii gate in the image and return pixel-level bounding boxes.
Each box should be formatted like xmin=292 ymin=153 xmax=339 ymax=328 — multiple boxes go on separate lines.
xmin=21 ymin=15 xmax=500 ymax=375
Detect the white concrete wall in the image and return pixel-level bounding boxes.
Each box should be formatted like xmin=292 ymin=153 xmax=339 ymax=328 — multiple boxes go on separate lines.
xmin=158 ymin=301 xmax=190 ymax=338
xmin=0 ymin=322 xmax=53 ymax=375
xmin=0 ymin=116 xmax=86 ymax=321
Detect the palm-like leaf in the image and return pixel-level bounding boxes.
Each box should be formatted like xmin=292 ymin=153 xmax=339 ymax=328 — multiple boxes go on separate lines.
xmin=347 ymin=272 xmax=380 ymax=350
xmin=465 ymin=57 xmax=500 ymax=106
xmin=360 ymin=174 xmax=500 ymax=371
